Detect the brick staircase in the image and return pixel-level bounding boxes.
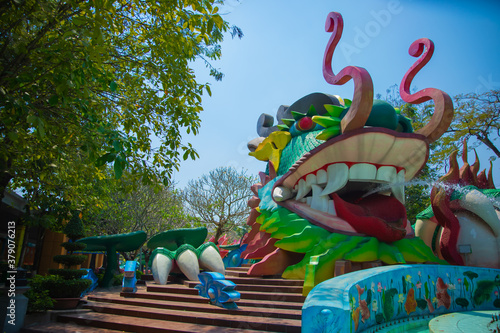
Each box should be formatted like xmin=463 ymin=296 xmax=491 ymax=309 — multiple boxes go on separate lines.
xmin=23 ymin=266 xmax=304 ymax=332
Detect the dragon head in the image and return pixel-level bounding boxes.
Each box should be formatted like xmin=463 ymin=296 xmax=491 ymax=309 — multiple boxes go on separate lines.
xmin=250 ymin=93 xmax=428 ymax=243
xmin=240 ymin=11 xmax=453 ymax=289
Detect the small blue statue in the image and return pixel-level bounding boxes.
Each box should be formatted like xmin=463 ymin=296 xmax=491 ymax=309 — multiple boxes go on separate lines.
xmin=122 ymin=260 xmax=138 ymax=293
xmin=195 ymin=272 xmax=240 ymax=309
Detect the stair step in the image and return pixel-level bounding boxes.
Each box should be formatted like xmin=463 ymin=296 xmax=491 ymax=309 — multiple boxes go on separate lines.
xmin=147 ymin=284 xmax=306 ymax=303
xmin=183 ymin=280 xmax=303 ymax=293
xmin=225 ymin=266 xmax=250 ymax=272
xmin=57 ymin=311 xmax=272 ymax=333
xmin=21 ymin=320 xmax=123 ymax=333
xmin=221 ymin=276 xmax=304 ymax=286
xmin=226 ymin=271 xmax=251 ymax=277
xmin=88 ymin=294 xmax=301 ymax=320
xmin=121 ymin=291 xmax=304 ymax=310
xmin=83 ymin=301 xmax=301 ymax=332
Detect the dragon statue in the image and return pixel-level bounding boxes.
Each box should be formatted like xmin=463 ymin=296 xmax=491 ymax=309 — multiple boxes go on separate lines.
xmin=415 ymin=143 xmax=499 ymax=268
xmin=239 ymin=12 xmax=459 ymax=294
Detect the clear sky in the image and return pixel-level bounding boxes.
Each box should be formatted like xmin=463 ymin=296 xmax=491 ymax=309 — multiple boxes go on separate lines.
xmin=172 ymin=0 xmax=500 ymax=189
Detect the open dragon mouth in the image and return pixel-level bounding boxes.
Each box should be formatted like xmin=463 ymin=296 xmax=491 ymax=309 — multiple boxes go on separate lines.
xmin=272 ymin=128 xmax=429 ymax=242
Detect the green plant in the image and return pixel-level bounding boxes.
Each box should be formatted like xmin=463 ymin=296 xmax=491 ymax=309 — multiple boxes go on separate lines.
xmin=96 ymin=272 xmax=127 ymax=287
xmin=61 ymin=242 xmax=87 ymax=252
xmin=53 ymin=254 xmax=88 ymax=267
xmin=40 ymin=275 xmax=91 ymax=298
xmin=47 ymin=268 xmax=88 ymax=280
xmin=45 ymin=211 xmax=89 ymax=301
xmin=64 ymin=213 xmax=86 ymax=241
xmin=26 ymin=275 xmax=54 ymax=313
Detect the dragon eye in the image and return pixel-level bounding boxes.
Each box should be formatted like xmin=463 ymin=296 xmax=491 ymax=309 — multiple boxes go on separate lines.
xmin=297 ymin=117 xmax=314 ymax=131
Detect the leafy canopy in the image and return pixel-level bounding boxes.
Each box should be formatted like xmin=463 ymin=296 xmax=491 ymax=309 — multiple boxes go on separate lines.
xmin=0 ymin=0 xmax=240 ymax=215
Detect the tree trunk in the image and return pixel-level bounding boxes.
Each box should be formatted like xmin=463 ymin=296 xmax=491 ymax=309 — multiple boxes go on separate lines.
xmin=213 ymin=224 xmax=223 ymax=245
xmin=478 ymin=135 xmax=500 ymax=158
xmin=33 ymin=227 xmax=46 ymax=275
xmin=0 ymin=170 xmax=13 ymax=203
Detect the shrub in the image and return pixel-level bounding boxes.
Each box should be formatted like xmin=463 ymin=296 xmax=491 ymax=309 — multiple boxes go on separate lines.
xmin=53 ymin=254 xmax=87 ymax=267
xmin=61 ymin=242 xmax=87 ymax=252
xmin=47 ymin=268 xmax=87 ymax=280
xmin=64 ymin=212 xmax=85 ymax=241
xmin=26 ymin=275 xmax=54 ymax=313
xmin=97 ymin=272 xmax=125 ymax=287
xmin=40 ymin=275 xmax=92 ymax=298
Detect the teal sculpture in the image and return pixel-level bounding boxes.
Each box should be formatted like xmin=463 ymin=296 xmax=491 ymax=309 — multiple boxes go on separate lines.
xmin=195 ymin=272 xmax=240 ymax=309
xmin=77 ymin=230 xmax=147 ymax=288
xmin=147 ymin=227 xmax=225 ymax=283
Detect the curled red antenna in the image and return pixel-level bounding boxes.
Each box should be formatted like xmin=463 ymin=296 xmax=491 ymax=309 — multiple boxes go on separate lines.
xmin=400 ymin=38 xmax=454 ymax=143
xmin=323 ymin=12 xmax=374 ymax=133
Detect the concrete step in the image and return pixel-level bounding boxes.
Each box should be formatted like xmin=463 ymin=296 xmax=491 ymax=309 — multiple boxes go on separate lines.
xmin=221 ymin=275 xmax=304 ymax=286
xmin=82 ymin=301 xmax=301 ymax=332
xmin=147 ymin=284 xmax=307 ymax=303
xmin=21 ymin=320 xmax=123 ymax=333
xmin=225 ymin=266 xmax=251 ymax=272
xmin=88 ymin=294 xmax=301 ymax=320
xmin=121 ymin=290 xmax=304 ymax=310
xmin=57 ymin=310 xmax=273 ymax=333
xmin=183 ymin=280 xmax=303 ymax=293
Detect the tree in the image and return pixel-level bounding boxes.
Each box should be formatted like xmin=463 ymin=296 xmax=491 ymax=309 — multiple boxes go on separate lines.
xmin=84 ymin=172 xmax=192 ymax=245
xmin=431 ymin=90 xmax=500 ymax=165
xmin=182 ymin=167 xmax=257 ymax=242
xmin=0 ymin=0 xmax=242 ymax=217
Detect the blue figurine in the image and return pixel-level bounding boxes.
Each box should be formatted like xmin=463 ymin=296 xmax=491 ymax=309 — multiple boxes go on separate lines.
xmin=81 ymin=268 xmax=99 ymax=297
xmin=122 ymin=260 xmax=138 ymax=293
xmin=195 ymin=272 xmax=240 ymax=309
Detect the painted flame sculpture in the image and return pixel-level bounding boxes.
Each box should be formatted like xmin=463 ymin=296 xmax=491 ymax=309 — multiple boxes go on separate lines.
xmin=415 ymin=142 xmax=499 ymax=268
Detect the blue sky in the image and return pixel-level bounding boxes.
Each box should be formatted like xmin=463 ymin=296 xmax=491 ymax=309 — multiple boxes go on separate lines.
xmin=172 ymin=0 xmax=500 ymax=189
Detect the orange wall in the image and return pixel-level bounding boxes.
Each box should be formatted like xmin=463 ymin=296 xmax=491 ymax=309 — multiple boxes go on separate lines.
xmin=37 ymin=230 xmax=104 ymax=275
xmin=37 ymin=230 xmax=66 ymax=275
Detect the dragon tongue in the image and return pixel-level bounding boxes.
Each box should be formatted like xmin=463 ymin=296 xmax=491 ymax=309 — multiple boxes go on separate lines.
xmin=331 ymin=193 xmax=407 ymax=242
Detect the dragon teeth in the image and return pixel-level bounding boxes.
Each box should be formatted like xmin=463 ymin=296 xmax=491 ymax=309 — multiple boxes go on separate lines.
xmin=391 ymin=169 xmax=405 ymax=204
xmin=273 ymin=186 xmax=294 ymax=202
xmin=376 ymin=165 xmax=397 ymax=182
xmin=296 ymin=179 xmax=308 ymax=200
xmin=349 ymin=163 xmax=377 ymax=181
xmin=316 ymin=169 xmax=328 ymax=185
xmin=321 ymin=163 xmax=349 ymax=196
xmin=311 ymin=184 xmax=330 ymax=213
xmin=277 ymin=163 xmax=407 ymax=212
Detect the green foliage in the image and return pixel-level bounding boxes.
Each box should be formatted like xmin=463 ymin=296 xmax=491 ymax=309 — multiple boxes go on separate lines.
xmin=0 ymin=0 xmax=241 ymax=222
xmin=53 ymin=254 xmax=87 ymax=268
xmin=84 ymin=172 xmax=192 ymax=255
xmin=64 ymin=212 xmax=86 ymax=241
xmin=473 ymin=280 xmax=499 ymax=306
xmin=431 ymin=90 xmax=500 ymax=166
xmin=26 ymin=275 xmax=55 ymax=313
xmin=416 ymin=298 xmax=427 ymax=310
xmin=383 ymin=288 xmax=398 ymax=321
xmin=37 ymin=275 xmax=92 ymax=298
xmin=61 ymin=241 xmax=87 ymax=252
xmin=47 ymin=268 xmax=88 ymax=280
xmin=455 ymin=297 xmax=469 ymax=309
xmin=97 ymin=272 xmax=125 ymax=287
